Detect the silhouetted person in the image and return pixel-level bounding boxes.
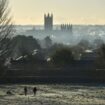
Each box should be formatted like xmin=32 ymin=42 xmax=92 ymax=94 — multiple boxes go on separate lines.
xmin=24 ymin=86 xmax=27 ymax=96
xmin=33 ymin=87 xmax=37 ymax=96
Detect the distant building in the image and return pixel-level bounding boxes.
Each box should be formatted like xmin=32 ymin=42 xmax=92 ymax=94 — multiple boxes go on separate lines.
xmin=81 ymin=50 xmax=98 ymax=61
xmin=44 ymin=13 xmax=53 ymax=31
xmin=25 ymin=13 xmax=72 ymax=36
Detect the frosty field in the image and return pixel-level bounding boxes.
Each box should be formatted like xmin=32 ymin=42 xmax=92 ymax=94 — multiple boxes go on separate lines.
xmin=0 ymin=84 xmax=105 ymax=105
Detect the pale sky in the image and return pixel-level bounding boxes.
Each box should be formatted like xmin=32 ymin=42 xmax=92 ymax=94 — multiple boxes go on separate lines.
xmin=9 ymin=0 xmax=105 ymax=25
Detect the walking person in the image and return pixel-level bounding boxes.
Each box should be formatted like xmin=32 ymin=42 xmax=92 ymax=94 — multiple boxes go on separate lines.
xmin=33 ymin=87 xmax=37 ymax=96
xmin=24 ymin=86 xmax=27 ymax=96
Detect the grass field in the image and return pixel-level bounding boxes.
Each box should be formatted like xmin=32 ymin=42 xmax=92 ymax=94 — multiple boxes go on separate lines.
xmin=0 ymin=84 xmax=105 ymax=105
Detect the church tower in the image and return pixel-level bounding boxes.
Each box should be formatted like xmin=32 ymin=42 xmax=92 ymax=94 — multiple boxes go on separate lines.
xmin=44 ymin=13 xmax=53 ymax=31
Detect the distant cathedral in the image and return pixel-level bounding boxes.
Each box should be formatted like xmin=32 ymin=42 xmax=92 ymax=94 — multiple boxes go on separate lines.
xmin=26 ymin=13 xmax=72 ymax=36
xmin=44 ymin=13 xmax=53 ymax=31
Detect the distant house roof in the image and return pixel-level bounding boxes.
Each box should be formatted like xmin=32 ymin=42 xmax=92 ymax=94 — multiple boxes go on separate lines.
xmin=16 ymin=56 xmax=23 ymax=61
xmin=32 ymin=49 xmax=38 ymax=55
xmin=81 ymin=50 xmax=97 ymax=60
xmin=85 ymin=50 xmax=93 ymax=53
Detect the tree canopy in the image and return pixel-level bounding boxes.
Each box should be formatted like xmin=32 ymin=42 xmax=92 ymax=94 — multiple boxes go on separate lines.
xmin=51 ymin=48 xmax=74 ymax=66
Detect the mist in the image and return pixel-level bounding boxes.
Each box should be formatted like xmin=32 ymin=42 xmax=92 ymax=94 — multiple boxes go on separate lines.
xmin=14 ymin=25 xmax=105 ymax=48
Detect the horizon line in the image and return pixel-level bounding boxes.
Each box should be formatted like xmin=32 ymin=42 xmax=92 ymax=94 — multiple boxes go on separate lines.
xmin=14 ymin=24 xmax=105 ymax=26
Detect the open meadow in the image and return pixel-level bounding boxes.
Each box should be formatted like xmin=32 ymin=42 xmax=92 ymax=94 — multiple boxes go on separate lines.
xmin=0 ymin=84 xmax=105 ymax=105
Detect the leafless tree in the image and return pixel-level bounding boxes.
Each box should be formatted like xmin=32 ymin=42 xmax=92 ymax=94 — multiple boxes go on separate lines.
xmin=0 ymin=0 xmax=14 ymax=59
xmin=0 ymin=0 xmax=14 ymax=77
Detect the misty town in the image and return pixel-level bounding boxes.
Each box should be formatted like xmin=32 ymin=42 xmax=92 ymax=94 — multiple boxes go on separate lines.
xmin=0 ymin=13 xmax=105 ymax=84
xmin=1 ymin=0 xmax=105 ymax=105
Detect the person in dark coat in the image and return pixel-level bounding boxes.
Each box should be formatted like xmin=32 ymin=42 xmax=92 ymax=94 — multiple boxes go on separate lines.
xmin=33 ymin=87 xmax=37 ymax=96
xmin=24 ymin=86 xmax=27 ymax=96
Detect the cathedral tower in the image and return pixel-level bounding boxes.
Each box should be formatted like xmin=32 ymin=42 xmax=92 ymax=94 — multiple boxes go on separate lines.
xmin=44 ymin=13 xmax=53 ymax=31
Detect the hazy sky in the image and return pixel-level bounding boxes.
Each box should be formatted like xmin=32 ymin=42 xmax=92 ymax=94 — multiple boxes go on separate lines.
xmin=10 ymin=0 xmax=105 ymax=25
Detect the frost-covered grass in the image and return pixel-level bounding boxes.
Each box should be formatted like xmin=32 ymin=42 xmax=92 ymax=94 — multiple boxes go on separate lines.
xmin=0 ymin=84 xmax=105 ymax=105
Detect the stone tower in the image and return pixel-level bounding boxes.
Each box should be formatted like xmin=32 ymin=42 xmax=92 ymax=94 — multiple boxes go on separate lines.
xmin=44 ymin=13 xmax=53 ymax=31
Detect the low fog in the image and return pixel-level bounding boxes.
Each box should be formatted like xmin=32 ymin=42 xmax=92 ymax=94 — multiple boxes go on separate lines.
xmin=15 ymin=25 xmax=105 ymax=47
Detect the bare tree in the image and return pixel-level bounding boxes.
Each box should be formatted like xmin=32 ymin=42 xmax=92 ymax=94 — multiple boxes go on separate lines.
xmin=0 ymin=0 xmax=14 ymax=58
xmin=0 ymin=0 xmax=14 ymax=77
